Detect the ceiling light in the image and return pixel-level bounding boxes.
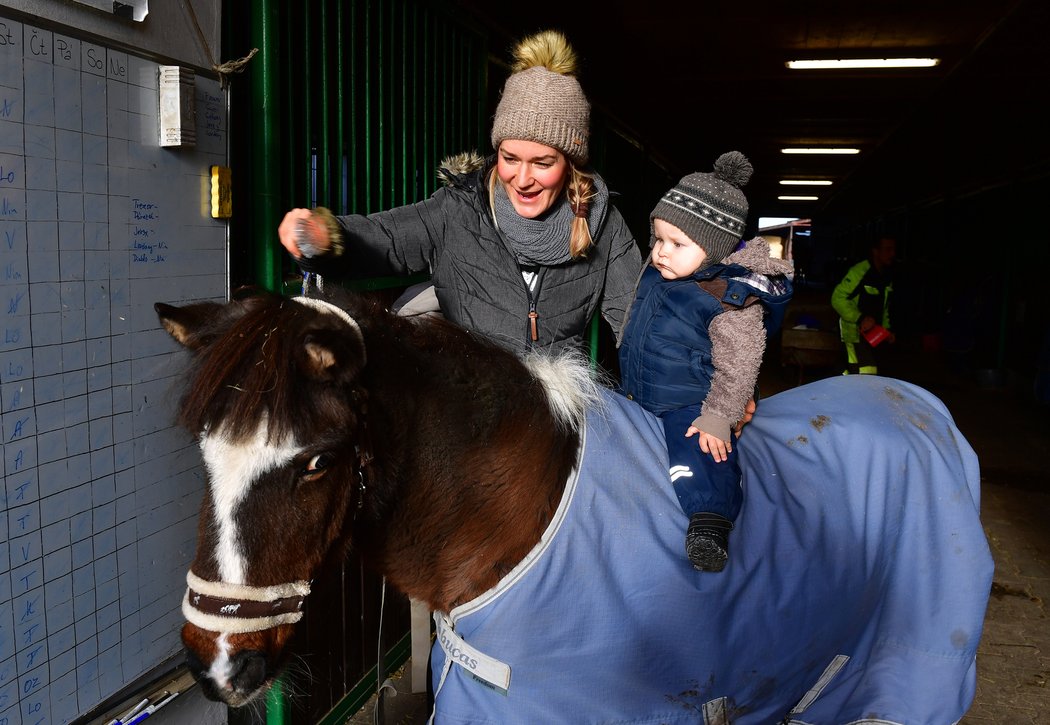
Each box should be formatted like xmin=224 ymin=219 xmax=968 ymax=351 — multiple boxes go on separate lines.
xmin=778 ymin=195 xmax=819 ymax=201
xmin=781 ymin=148 xmax=860 ymax=155
xmin=779 ymin=180 xmax=833 ymax=186
xmin=786 ymin=58 xmax=940 ymax=70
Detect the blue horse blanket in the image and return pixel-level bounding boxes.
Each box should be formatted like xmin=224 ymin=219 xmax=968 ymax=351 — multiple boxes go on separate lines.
xmin=430 ymin=376 xmax=993 ymax=724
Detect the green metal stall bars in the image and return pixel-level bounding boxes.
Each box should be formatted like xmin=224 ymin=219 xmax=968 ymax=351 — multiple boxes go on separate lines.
xmin=224 ymin=1 xmax=486 ymax=723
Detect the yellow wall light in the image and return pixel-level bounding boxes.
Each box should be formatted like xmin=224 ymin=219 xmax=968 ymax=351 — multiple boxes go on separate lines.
xmin=211 ymin=165 xmax=232 ymax=218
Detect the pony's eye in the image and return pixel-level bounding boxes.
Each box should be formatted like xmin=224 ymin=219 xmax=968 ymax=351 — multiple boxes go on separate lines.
xmin=301 ymin=453 xmax=334 ymax=479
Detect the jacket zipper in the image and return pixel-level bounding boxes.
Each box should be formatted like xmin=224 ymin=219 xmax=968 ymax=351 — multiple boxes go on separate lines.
xmin=523 ymin=264 xmax=542 ymax=347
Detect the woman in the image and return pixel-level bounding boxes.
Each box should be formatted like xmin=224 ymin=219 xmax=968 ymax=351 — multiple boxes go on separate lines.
xmin=277 ymin=30 xmax=642 ymax=355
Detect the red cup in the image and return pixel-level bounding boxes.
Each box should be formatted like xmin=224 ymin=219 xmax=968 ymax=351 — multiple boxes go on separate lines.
xmin=863 ymin=324 xmax=890 ymax=347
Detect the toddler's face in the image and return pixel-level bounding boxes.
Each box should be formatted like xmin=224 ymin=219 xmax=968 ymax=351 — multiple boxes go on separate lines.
xmin=651 ymin=218 xmax=707 ymax=279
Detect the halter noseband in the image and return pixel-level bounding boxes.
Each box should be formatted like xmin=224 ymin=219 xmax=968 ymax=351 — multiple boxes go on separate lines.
xmin=183 ymin=570 xmax=311 ymax=634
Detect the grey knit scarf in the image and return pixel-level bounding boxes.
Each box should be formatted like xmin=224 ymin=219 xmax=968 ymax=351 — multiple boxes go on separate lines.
xmin=494 ymin=175 xmax=609 ymax=266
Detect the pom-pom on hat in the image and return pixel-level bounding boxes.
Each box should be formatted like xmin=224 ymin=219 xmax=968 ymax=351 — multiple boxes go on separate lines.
xmin=651 ymin=151 xmax=753 ymax=266
xmin=490 ymin=30 xmax=591 ymax=164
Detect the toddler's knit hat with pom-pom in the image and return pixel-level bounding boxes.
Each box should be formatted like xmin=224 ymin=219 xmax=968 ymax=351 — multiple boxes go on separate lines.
xmin=651 ymin=151 xmax=754 ymax=266
xmin=490 ymin=30 xmax=591 ymax=164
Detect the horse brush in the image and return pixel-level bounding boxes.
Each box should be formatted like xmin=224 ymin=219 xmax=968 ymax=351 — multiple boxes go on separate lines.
xmin=295 ymin=206 xmax=343 ymax=257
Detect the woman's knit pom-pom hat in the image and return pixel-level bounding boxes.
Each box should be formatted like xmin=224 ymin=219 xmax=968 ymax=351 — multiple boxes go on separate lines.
xmin=490 ymin=30 xmax=591 ymax=165
xmin=650 ymin=151 xmax=754 ymax=265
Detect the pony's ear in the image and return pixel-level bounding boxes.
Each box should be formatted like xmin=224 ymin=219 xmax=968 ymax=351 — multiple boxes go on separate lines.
xmin=300 ymin=329 xmax=365 ymax=382
xmin=155 ymin=301 xmax=230 ymax=350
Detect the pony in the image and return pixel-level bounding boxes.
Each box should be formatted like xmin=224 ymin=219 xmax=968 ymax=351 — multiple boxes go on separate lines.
xmin=155 ymin=289 xmax=993 ymax=724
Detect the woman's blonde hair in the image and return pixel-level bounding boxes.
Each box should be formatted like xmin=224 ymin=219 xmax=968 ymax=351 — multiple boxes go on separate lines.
xmin=566 ymin=163 xmax=596 ymax=258
xmin=488 ymin=160 xmax=596 ymax=259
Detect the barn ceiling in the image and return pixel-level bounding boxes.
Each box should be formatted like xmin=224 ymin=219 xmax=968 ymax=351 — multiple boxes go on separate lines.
xmin=451 ymin=0 xmax=1050 ymax=230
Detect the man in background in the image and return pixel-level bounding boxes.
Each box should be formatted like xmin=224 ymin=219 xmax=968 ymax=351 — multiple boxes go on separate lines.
xmin=831 ymin=236 xmax=897 ymax=375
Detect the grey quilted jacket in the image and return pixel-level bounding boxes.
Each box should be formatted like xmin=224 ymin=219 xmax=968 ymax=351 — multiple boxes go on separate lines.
xmin=298 ymin=153 xmax=643 ymax=354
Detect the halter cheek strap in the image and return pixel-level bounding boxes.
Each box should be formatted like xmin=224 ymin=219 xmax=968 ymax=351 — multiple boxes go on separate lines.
xmin=183 ymin=570 xmax=311 ymax=634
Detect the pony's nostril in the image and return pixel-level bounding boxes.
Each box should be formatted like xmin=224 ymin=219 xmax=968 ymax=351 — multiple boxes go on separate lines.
xmin=196 ymin=675 xmax=224 ymax=702
xmin=184 ymin=650 xmax=207 ymax=681
xmin=229 ymin=650 xmax=269 ymax=693
xmin=185 ymin=651 xmax=225 ymax=701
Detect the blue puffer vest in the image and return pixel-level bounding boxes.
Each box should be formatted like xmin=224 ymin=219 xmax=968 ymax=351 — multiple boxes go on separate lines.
xmin=618 ymin=263 xmax=790 ymax=414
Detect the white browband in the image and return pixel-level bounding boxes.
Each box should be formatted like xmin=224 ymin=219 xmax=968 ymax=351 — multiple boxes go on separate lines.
xmin=292 ymin=297 xmax=366 ymax=364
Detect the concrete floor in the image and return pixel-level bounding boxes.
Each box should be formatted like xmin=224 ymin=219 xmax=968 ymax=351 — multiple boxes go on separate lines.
xmin=349 ymin=344 xmax=1050 ymax=724
xmin=913 ymin=369 xmax=1050 ymax=723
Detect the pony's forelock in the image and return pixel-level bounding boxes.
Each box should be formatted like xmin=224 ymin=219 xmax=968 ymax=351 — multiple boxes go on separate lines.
xmin=178 ymin=295 xmax=363 ymax=445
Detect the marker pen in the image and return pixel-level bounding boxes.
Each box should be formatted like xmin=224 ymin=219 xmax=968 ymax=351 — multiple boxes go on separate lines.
xmin=106 ymin=697 xmax=149 ymax=725
xmin=125 ymin=691 xmax=180 ymax=725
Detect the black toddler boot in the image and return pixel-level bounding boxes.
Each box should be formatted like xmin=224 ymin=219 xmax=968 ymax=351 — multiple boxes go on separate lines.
xmin=685 ymin=512 xmax=734 ymax=572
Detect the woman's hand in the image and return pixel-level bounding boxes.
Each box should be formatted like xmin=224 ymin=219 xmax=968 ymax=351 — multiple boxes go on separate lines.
xmin=733 ymin=397 xmax=757 ymax=437
xmin=278 ymin=208 xmax=327 ymax=259
xmin=687 ymin=427 xmax=731 ymax=463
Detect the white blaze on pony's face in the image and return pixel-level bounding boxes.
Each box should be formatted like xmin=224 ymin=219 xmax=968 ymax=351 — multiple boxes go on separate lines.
xmin=199 ymin=418 xmax=303 ymax=585
xmin=207 ymin=633 xmax=235 ymax=692
xmin=190 ymin=420 xmax=307 ymax=703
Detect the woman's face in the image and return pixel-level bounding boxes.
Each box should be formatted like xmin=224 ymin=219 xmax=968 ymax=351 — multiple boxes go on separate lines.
xmin=496 ymin=139 xmax=569 ymax=219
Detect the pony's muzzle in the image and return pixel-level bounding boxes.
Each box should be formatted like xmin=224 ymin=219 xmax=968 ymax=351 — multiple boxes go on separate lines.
xmin=228 ymin=650 xmax=269 ymax=696
xmin=185 ymin=644 xmax=270 ymax=705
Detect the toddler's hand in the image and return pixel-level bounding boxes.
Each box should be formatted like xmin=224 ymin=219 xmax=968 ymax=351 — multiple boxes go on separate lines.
xmin=686 ymin=426 xmax=731 ymax=463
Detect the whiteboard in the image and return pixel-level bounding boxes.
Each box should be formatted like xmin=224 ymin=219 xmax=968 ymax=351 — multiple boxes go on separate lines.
xmin=0 ymin=12 xmax=227 ymax=724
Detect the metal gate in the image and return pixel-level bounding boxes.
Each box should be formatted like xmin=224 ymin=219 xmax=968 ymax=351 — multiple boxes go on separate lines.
xmin=224 ymin=0 xmax=487 ymax=294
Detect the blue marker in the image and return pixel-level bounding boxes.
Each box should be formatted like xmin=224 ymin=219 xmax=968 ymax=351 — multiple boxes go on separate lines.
xmin=106 ymin=697 xmax=148 ymax=725
xmin=125 ymin=692 xmax=180 ymax=725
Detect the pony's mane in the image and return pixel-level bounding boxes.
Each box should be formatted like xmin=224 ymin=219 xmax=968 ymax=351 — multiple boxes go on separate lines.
xmin=174 ymin=290 xmax=600 ymax=450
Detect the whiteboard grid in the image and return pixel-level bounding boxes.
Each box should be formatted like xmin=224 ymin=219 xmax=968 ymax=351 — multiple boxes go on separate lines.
xmin=1 ymin=15 xmax=228 ymax=724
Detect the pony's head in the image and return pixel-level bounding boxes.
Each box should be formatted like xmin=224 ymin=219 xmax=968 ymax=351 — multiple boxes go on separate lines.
xmin=156 ymin=292 xmax=371 ymax=706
